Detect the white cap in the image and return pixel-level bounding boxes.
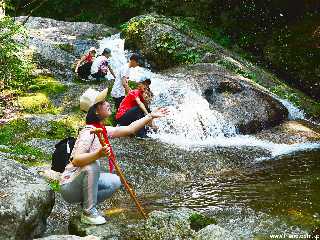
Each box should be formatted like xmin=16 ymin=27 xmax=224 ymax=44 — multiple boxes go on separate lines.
xmin=80 ymin=88 xmax=108 ymax=112
xmin=89 ymin=47 xmax=97 ymax=52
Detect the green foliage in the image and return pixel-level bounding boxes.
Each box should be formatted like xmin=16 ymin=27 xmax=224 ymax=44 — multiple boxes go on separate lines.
xmin=8 ymin=143 xmax=50 ymax=165
xmin=0 ymin=17 xmax=32 ymax=91
xmin=0 ymin=119 xmax=29 ymax=145
xmin=18 ymin=92 xmax=60 ymax=114
xmin=128 ymin=80 xmax=138 ymax=90
xmin=263 ymin=14 xmax=320 ymax=100
xmin=0 ymin=118 xmax=50 ymax=165
xmin=47 ymin=120 xmax=78 ymax=139
xmin=18 ymin=75 xmax=66 ymax=114
xmin=28 ymin=75 xmax=67 ymax=96
xmin=0 ymin=117 xmax=78 ymax=147
xmin=49 ymin=180 xmax=61 ymax=192
xmin=270 ymin=84 xmax=320 ymax=117
xmin=189 ymin=213 xmax=217 ymax=232
xmin=211 ymin=27 xmax=232 ymax=48
xmin=216 ymin=58 xmax=257 ymax=82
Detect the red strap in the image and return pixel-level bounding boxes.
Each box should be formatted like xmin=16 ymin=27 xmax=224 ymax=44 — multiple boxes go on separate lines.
xmin=89 ymin=123 xmax=115 ymax=173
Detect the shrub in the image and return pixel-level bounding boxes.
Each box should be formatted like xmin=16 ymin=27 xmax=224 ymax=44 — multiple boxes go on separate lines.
xmin=0 ymin=17 xmax=32 ymax=91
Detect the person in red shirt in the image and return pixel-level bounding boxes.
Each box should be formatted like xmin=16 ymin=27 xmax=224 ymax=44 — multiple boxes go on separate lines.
xmin=116 ymin=77 xmax=153 ymax=137
xmin=75 ymin=47 xmax=97 ymax=80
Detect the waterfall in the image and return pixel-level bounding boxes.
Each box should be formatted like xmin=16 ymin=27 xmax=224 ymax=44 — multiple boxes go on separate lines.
xmin=97 ymin=34 xmax=320 ymax=157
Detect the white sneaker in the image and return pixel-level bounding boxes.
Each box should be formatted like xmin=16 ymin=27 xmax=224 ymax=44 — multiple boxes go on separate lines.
xmin=81 ymin=208 xmax=106 ymax=225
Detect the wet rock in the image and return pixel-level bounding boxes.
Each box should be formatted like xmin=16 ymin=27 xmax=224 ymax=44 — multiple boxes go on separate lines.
xmin=44 ymin=193 xmax=79 ymax=236
xmin=162 ymin=63 xmax=288 ymax=134
xmin=68 ymin=207 xmax=223 ymax=240
xmin=69 ymin=214 xmax=122 ymax=239
xmin=109 ymin=138 xmax=271 ymax=194
xmin=0 ymin=157 xmax=55 ymax=240
xmin=256 ymin=120 xmax=320 ymax=144
xmin=123 ymin=208 xmax=197 ymax=240
xmin=215 ymin=80 xmax=243 ymax=94
xmin=37 ymin=235 xmax=100 ymax=240
xmin=196 ymin=224 xmax=237 ymax=240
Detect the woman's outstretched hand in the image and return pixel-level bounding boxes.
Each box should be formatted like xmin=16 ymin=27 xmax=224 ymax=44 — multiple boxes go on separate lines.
xmin=150 ymin=107 xmax=170 ymax=119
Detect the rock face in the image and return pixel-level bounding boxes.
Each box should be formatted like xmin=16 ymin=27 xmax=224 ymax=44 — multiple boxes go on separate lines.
xmin=15 ymin=16 xmax=117 ymax=81
xmin=122 ymin=15 xmax=225 ymax=70
xmin=256 ymin=120 xmax=320 ymax=144
xmin=0 ymin=157 xmax=55 ymax=240
xmin=69 ymin=215 xmax=122 ymax=239
xmin=162 ymin=63 xmax=289 ymax=134
xmin=196 ymin=224 xmax=237 ymax=240
xmin=123 ymin=208 xmax=197 ymax=240
xmin=36 ymin=235 xmax=99 ymax=240
xmin=68 ymin=208 xmax=226 ymax=240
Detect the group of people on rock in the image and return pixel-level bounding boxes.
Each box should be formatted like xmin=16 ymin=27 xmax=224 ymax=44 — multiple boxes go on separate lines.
xmin=75 ymin=47 xmax=156 ymax=138
xmin=59 ymin=47 xmax=168 ymax=225
xmin=75 ymin=47 xmax=116 ymax=81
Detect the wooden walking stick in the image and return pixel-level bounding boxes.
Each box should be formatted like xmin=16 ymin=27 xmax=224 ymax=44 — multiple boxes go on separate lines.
xmin=91 ymin=128 xmax=148 ymax=219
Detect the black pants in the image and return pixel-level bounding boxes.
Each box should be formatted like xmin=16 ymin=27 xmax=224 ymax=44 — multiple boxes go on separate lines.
xmin=113 ymin=96 xmax=125 ymax=112
xmin=77 ymin=62 xmax=92 ymax=79
xmin=117 ymin=106 xmax=147 ymax=137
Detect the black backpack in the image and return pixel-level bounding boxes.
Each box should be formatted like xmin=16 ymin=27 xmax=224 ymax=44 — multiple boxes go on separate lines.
xmin=51 ymin=137 xmax=76 ymax=173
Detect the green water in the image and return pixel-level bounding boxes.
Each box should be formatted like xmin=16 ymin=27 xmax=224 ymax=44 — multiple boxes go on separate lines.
xmin=160 ymin=149 xmax=320 ymax=238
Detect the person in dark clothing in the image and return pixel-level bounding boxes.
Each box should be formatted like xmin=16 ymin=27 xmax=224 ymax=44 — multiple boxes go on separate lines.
xmin=116 ymin=77 xmax=154 ymax=137
xmin=75 ymin=47 xmax=96 ymax=80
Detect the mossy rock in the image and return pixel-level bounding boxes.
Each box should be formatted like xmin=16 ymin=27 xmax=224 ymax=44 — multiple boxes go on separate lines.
xmin=189 ymin=213 xmax=217 ymax=232
xmin=28 ymin=75 xmax=67 ymax=96
xmin=122 ymin=15 xmax=215 ymax=69
xmin=55 ymin=43 xmax=75 ymax=54
xmin=18 ymin=93 xmax=60 ymax=114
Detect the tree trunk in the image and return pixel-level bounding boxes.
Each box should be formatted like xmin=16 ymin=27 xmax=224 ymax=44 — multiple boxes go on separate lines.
xmin=0 ymin=0 xmax=5 ymax=18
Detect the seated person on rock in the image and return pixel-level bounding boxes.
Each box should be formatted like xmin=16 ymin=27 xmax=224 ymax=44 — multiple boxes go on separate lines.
xmin=115 ymin=77 xmax=156 ymax=138
xmin=75 ymin=47 xmax=97 ymax=80
xmin=90 ymin=48 xmax=116 ymax=81
xmin=59 ymin=87 xmax=168 ymax=225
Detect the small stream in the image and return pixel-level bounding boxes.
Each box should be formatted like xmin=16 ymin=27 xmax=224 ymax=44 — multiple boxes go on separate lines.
xmin=99 ymin=35 xmax=320 ymax=238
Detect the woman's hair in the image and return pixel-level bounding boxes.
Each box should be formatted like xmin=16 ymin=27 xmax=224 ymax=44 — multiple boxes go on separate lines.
xmin=142 ymin=85 xmax=154 ymax=106
xmin=86 ymin=102 xmax=103 ymax=124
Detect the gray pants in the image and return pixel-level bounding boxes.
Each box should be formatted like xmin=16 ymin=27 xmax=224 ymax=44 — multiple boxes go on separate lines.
xmin=60 ymin=161 xmax=121 ymax=212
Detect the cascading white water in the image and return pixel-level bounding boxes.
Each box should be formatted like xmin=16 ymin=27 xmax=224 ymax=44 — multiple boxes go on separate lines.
xmin=150 ymin=74 xmax=237 ymax=141
xmin=98 ymin=34 xmax=320 ymax=157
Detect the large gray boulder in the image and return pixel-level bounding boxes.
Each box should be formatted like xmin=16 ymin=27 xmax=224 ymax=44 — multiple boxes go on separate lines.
xmin=122 ymin=15 xmax=224 ymax=70
xmin=161 ymin=63 xmax=288 ymax=134
xmin=0 ymin=157 xmax=55 ymax=240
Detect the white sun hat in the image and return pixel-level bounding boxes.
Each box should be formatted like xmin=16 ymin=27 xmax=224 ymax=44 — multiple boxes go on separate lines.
xmin=89 ymin=47 xmax=97 ymax=52
xmin=80 ymin=87 xmax=108 ymax=112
